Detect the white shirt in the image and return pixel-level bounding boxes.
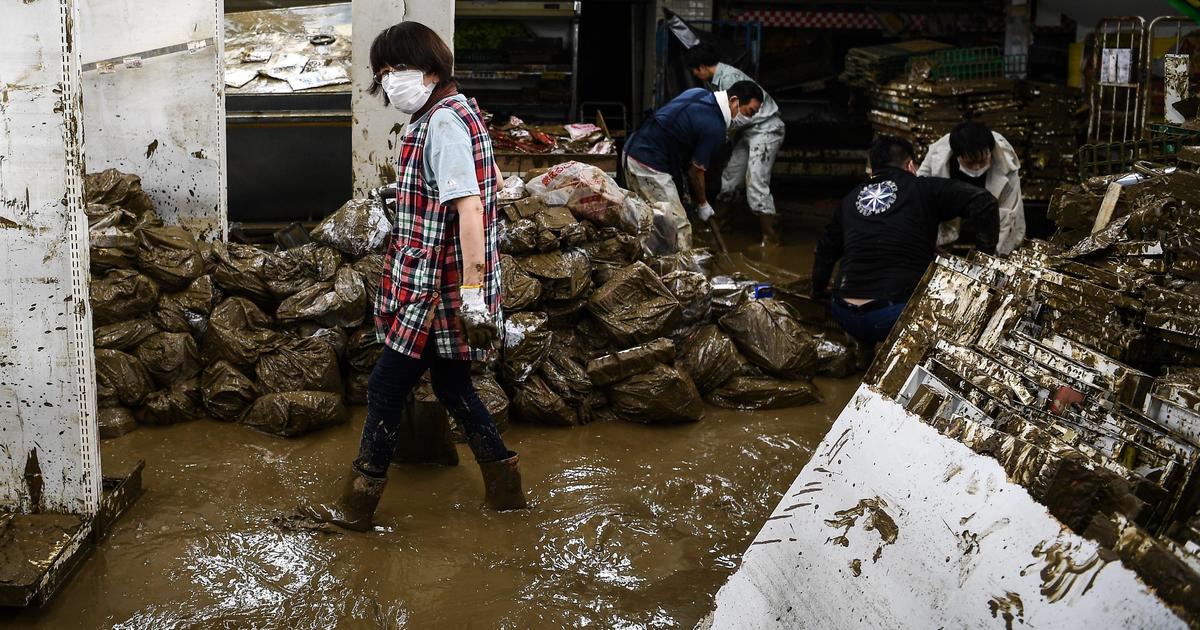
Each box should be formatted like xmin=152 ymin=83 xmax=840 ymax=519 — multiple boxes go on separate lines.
xmin=714 ymin=90 xmax=731 ymax=128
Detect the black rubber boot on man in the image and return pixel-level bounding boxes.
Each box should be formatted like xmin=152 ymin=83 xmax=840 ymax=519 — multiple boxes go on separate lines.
xmin=759 ymin=213 xmax=781 ymax=247
xmin=295 ymin=467 xmax=387 ymax=532
xmin=478 ymin=451 xmax=529 ymax=511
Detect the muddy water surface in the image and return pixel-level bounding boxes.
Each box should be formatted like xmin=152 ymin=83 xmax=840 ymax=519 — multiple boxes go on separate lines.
xmin=7 ymin=234 xmax=858 ymax=629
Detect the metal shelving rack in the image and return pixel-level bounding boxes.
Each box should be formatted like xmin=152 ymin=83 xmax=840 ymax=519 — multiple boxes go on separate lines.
xmin=454 ymin=1 xmax=581 ymax=122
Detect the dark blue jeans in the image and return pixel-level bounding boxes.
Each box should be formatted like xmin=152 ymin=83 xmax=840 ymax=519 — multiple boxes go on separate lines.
xmin=354 ymin=343 xmax=509 ymax=478
xmin=829 ymin=297 xmax=907 ymax=346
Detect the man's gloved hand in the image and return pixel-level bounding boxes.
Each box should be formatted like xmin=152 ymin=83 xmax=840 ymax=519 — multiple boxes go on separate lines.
xmin=458 ymin=285 xmax=497 ymax=349
xmin=697 ymin=202 xmax=715 ymax=222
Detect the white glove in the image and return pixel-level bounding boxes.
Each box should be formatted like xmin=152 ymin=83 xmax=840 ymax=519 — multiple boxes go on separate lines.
xmin=458 ymin=285 xmax=497 ymax=349
xmin=697 ymin=202 xmax=715 ymax=221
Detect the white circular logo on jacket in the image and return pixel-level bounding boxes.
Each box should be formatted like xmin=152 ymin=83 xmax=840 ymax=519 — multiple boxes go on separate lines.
xmin=857 ymin=180 xmax=897 ymax=216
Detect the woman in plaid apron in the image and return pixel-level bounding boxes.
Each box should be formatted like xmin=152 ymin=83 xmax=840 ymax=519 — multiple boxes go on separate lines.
xmin=300 ymin=22 xmax=525 ymax=531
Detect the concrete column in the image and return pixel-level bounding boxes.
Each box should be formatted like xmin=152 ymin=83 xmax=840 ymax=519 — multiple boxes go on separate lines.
xmin=351 ymin=0 xmax=455 ymax=196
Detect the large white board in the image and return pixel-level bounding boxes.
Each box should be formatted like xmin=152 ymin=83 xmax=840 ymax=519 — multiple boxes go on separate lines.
xmin=705 ymin=385 xmax=1187 ymax=629
xmin=77 ymin=0 xmax=227 ymax=240
xmin=0 ymin=0 xmax=100 ymax=516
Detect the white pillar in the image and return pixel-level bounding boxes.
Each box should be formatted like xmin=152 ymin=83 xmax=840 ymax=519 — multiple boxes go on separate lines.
xmin=351 ymin=0 xmax=455 ymax=196
xmin=0 ymin=0 xmax=100 ymax=516
xmin=77 ymin=0 xmax=228 ymax=241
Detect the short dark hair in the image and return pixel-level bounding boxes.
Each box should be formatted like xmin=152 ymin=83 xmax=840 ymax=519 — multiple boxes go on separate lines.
xmin=368 ymin=22 xmax=454 ymax=100
xmin=869 ymin=135 xmax=916 ymax=172
xmin=727 ymin=80 xmax=764 ymax=105
xmin=686 ymin=42 xmax=720 ymax=70
xmin=949 ymin=121 xmax=995 ymax=160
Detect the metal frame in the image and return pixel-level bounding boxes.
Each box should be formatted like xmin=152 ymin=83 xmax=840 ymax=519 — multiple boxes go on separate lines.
xmin=1144 ymin=16 xmax=1195 ymax=125
xmin=1087 ymin=16 xmax=1149 ymax=145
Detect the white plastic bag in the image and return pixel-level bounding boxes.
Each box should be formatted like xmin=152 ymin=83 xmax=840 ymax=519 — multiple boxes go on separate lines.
xmin=525 ymin=161 xmax=632 ymax=229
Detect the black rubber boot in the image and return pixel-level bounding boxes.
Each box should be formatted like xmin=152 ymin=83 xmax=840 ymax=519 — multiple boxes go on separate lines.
xmin=391 ymin=395 xmax=460 ymax=467
xmin=759 ymin=213 xmax=781 ymax=247
xmin=478 ymin=451 xmax=529 ymax=511
xmin=295 ymin=467 xmax=387 ymax=532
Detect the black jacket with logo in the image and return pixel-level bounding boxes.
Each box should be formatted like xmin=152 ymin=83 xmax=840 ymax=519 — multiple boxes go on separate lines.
xmin=812 ymin=167 xmax=999 ymax=302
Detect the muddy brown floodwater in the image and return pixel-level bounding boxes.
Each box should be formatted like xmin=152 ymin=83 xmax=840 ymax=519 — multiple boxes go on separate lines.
xmin=5 ymin=227 xmax=860 ymax=629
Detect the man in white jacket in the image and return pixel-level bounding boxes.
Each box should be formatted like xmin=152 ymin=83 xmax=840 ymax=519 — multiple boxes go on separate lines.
xmin=917 ymin=121 xmax=1025 ymax=255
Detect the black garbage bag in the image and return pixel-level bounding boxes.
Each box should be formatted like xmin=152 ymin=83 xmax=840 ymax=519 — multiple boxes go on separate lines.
xmin=310 ymin=198 xmax=391 ymax=258
xmin=90 ymin=269 xmax=159 ymax=325
xmin=706 ymin=377 xmax=821 ymax=410
xmin=559 ymin=221 xmax=595 ymax=248
xmin=540 ymin=338 xmax=592 ymax=406
xmin=608 ymin=364 xmax=702 ymax=424
xmin=94 ymin=349 xmax=154 ymax=408
xmin=501 ymin=312 xmax=552 ymax=383
xmin=288 ymin=243 xmax=342 ymax=282
xmin=352 ymin=254 xmax=385 ymax=299
xmin=474 ymin=372 xmax=510 ymax=432
xmin=574 ymin=316 xmax=617 ymax=359
xmin=586 ymin=338 xmax=675 ymax=387
xmin=150 ymin=274 xmax=222 ymax=337
xmin=133 ymin=332 xmax=202 ymax=388
xmin=291 ymin=324 xmax=349 ymax=361
xmin=679 ymin=325 xmax=740 ymax=393
xmin=211 ymin=242 xmax=272 ymax=303
xmin=262 ymin=250 xmax=315 ymax=299
xmin=276 ymin=265 xmax=367 ymax=328
xmin=814 ymin=334 xmax=855 ymax=378
xmin=513 ymin=373 xmax=579 ymax=426
xmin=580 ymin=229 xmax=640 ymax=267
xmin=501 ymin=218 xmax=540 ymax=255
xmin=344 ymin=370 xmax=371 ymax=405
xmin=137 ymin=378 xmax=203 ymax=426
xmin=86 ymin=203 xmax=131 ymax=229
xmin=97 ymin=406 xmax=136 ymax=439
xmin=256 ymin=337 xmax=342 ymax=394
xmin=202 ymin=297 xmax=284 ymax=370
xmin=587 ymin=262 xmax=682 ymax=347
xmin=93 ymin=318 xmax=159 ymax=351
xmin=517 ymin=249 xmax=593 ymax=301
xmin=241 ymin=391 xmax=348 ymax=437
xmin=719 ymin=299 xmax=819 ymax=378
xmin=501 ymin=255 xmax=542 ymax=311
xmin=661 ymin=270 xmax=712 ymax=324
xmin=89 ymin=227 xmax=138 ymax=272
xmin=346 ymin=327 xmax=384 ymax=373
xmin=201 ymin=360 xmax=260 ymax=421
xmin=83 ymin=168 xmax=155 ymax=216
xmin=136 ymin=226 xmax=204 ymax=291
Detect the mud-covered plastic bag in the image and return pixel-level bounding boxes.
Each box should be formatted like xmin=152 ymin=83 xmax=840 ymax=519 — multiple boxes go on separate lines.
xmin=540 ymin=335 xmax=592 ymax=406
xmin=211 ymin=242 xmax=272 ymax=302
xmin=501 ymin=218 xmax=540 ymax=255
xmin=344 ymin=370 xmax=371 ymax=405
xmin=498 ymin=174 xmax=527 ymax=202
xmin=661 ymin=270 xmax=712 ymax=324
xmin=93 ymin=318 xmax=159 ymax=351
xmin=137 ymin=378 xmax=202 ymax=425
xmin=352 ymin=254 xmax=385 ymax=299
xmin=560 ymin=221 xmax=595 ymax=248
xmin=586 ymin=338 xmax=675 ymax=387
xmin=474 ymin=372 xmax=510 ymax=431
xmin=501 ymin=255 xmax=542 ymax=310
xmin=346 ymin=327 xmax=384 ymax=373
xmin=679 ymin=325 xmax=741 ymax=393
xmin=151 ymin=275 xmax=222 ymax=337
xmin=90 ymin=227 xmax=138 ymax=271
xmin=293 ymin=324 xmax=349 ymax=361
xmin=719 ymin=299 xmax=819 ymax=378
xmin=256 ymin=337 xmax=342 ymax=394
xmin=94 ymin=349 xmax=154 ymax=408
xmin=202 ymin=297 xmax=284 ymax=369
xmin=310 ymin=198 xmax=391 ymax=258
xmin=580 ymin=229 xmax=640 ymax=267
xmin=513 ymin=373 xmax=579 ymax=426
xmin=814 ymin=333 xmax=855 ymax=378
xmin=501 ymin=312 xmax=552 ymax=383
xmin=261 ymin=250 xmax=315 ymax=299
xmin=83 ymin=168 xmax=155 ymax=215
xmin=587 ymin=262 xmax=682 ymax=347
xmin=706 ymin=376 xmax=821 ymax=410
xmin=201 ymin=360 xmax=260 ymax=421
xmin=525 ymin=161 xmax=638 ymax=232
xmin=276 ymin=265 xmax=367 ymax=328
xmin=134 ymin=332 xmax=202 ymax=388
xmin=98 ymin=406 xmax=136 ymax=439
xmin=241 ymin=391 xmax=348 ymax=437
xmin=517 ymin=249 xmax=593 ymax=302
xmin=608 ymin=364 xmax=702 ymax=424
xmin=287 ymin=243 xmax=342 ymax=282
xmin=136 ymin=226 xmax=204 ymax=291
xmin=90 ymin=269 xmax=159 ymax=325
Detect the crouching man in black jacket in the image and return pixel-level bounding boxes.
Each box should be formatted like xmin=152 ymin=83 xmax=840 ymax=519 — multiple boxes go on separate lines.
xmin=811 ymin=135 xmax=999 ymax=350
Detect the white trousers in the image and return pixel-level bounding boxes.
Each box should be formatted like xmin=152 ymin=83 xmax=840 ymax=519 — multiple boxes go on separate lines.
xmin=720 ymin=118 xmax=785 ymax=216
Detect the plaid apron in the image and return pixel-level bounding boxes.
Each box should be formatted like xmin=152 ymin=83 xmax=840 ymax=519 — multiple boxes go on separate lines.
xmin=374 ymin=96 xmax=501 ymax=360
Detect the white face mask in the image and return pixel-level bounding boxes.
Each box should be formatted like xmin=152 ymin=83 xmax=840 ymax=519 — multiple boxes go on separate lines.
xmin=381 ymin=69 xmax=434 ymax=114
xmin=957 ymin=159 xmax=990 ymax=179
xmin=733 ymin=112 xmax=752 ymax=126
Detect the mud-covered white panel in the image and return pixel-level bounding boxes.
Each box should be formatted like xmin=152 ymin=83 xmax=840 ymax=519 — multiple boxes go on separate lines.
xmin=706 ymin=385 xmax=1186 ymax=629
xmin=351 ymin=0 xmax=454 ymax=195
xmin=0 ymin=0 xmax=100 ymax=516
xmin=78 ymin=0 xmax=227 ymax=241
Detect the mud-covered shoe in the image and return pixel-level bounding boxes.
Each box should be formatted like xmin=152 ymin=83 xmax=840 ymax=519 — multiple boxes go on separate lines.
xmin=478 ymin=451 xmax=529 ymax=511
xmin=758 ymin=214 xmax=781 ymax=247
xmin=295 ymin=467 xmax=387 ymax=532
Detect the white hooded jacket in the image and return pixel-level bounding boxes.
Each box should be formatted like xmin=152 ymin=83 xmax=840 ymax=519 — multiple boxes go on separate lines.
xmin=917 ymin=130 xmax=1025 ymax=255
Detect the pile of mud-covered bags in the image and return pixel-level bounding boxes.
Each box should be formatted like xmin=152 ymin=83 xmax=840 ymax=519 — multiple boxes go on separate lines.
xmin=87 ymin=163 xmax=850 ymax=441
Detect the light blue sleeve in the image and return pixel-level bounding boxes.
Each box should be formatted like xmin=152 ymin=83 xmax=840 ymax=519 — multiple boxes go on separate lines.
xmin=424 ymin=108 xmax=480 ymax=205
